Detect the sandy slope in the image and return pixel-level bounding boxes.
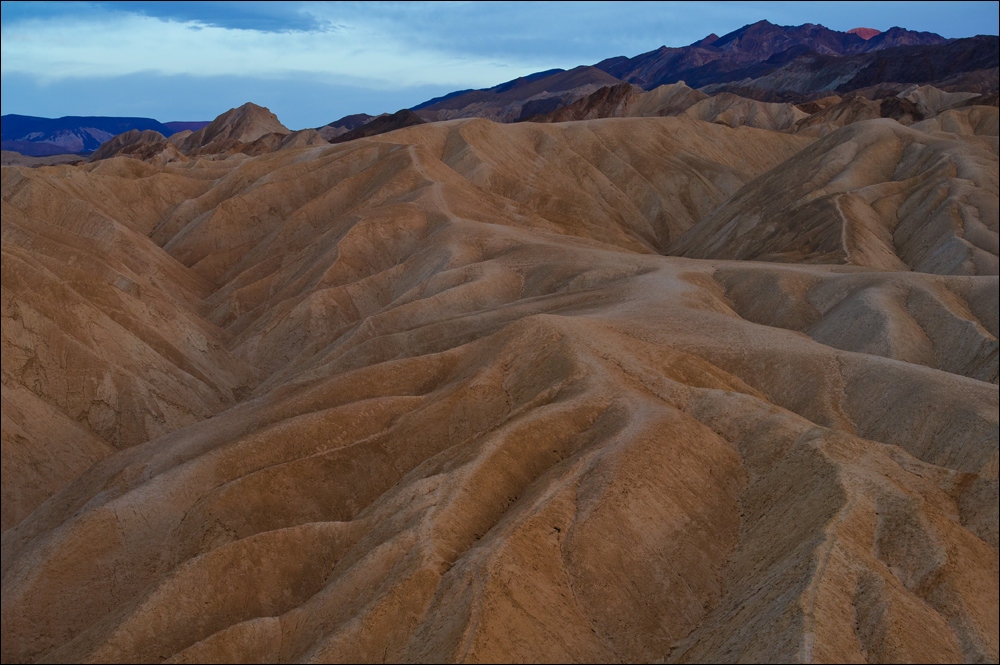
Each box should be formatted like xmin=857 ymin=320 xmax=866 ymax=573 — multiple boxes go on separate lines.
xmin=1 ymin=114 xmax=997 ymax=663
xmin=674 ymin=112 xmax=999 ymax=275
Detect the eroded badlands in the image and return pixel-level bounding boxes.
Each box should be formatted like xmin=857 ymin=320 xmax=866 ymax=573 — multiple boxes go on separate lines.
xmin=2 ymin=111 xmax=998 ymax=663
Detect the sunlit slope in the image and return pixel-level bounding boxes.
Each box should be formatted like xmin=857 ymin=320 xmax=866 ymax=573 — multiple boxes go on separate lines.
xmin=1 ymin=115 xmax=997 ymax=664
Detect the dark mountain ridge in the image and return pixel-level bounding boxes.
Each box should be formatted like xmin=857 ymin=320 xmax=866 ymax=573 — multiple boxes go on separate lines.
xmin=594 ymin=19 xmax=953 ymax=91
xmin=331 ymin=109 xmax=425 ymax=143
xmin=408 ymin=22 xmax=986 ymax=120
xmin=840 ymin=35 xmax=999 ymax=91
xmin=417 ymin=67 xmax=618 ymax=113
xmin=702 ymin=35 xmax=999 ymax=102
xmin=710 ymin=20 xmax=869 ymax=59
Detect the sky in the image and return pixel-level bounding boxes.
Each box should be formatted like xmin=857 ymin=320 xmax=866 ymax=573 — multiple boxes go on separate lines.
xmin=2 ymin=1 xmax=998 ymax=129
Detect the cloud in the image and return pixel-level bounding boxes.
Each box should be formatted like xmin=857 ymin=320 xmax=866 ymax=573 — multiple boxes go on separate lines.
xmin=100 ymin=1 xmax=334 ymax=33
xmin=325 ymin=2 xmax=745 ymax=61
xmin=1 ymin=1 xmax=332 ymax=33
xmin=0 ymin=10 xmax=555 ymax=87
xmin=0 ymin=2 xmax=760 ymax=91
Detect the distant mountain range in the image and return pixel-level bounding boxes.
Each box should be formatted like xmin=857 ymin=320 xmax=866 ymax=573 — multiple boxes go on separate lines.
xmin=0 ymin=116 xmax=210 ymax=156
xmin=595 ymin=21 xmax=951 ymax=88
xmin=3 ymin=19 xmax=997 ymax=158
xmin=409 ymin=20 xmax=996 ymax=122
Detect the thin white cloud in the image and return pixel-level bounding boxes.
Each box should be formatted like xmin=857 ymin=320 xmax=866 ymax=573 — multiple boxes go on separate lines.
xmin=0 ymin=13 xmax=560 ymax=88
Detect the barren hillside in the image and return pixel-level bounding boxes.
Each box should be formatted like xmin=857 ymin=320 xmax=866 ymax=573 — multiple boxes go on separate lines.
xmin=2 ymin=110 xmax=997 ymax=663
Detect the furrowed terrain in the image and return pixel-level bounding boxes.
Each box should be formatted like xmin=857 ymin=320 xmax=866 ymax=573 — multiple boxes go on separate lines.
xmin=2 ymin=108 xmax=998 ymax=663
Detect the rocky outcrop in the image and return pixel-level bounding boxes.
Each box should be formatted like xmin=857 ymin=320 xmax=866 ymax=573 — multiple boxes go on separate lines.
xmin=179 ymin=102 xmax=290 ymax=153
xmin=278 ymin=128 xmax=329 ymax=150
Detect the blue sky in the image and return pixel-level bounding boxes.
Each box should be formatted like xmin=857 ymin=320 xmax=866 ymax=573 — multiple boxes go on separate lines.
xmin=2 ymin=1 xmax=997 ymax=129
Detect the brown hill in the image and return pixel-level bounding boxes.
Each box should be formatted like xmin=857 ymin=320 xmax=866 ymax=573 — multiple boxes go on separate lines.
xmin=277 ymin=128 xmax=329 ymax=150
xmin=791 ymin=85 xmax=993 ymax=136
xmin=524 ymin=82 xmax=809 ymax=132
xmin=2 ymin=112 xmax=997 ymax=664
xmin=522 ymin=82 xmax=708 ymax=123
xmin=89 ymin=129 xmax=174 ymax=162
xmin=681 ymin=92 xmax=809 ymax=130
xmin=795 ymin=95 xmax=843 ymax=114
xmin=522 ymin=81 xmax=985 ymax=137
xmin=179 ymin=102 xmax=289 ymax=153
xmin=912 ymin=104 xmax=1000 ymax=135
xmin=793 ymin=96 xmax=885 ymax=135
xmin=897 ymin=84 xmax=982 ymax=116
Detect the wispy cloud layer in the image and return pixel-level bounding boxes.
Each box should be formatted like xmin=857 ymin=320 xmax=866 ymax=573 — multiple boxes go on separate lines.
xmin=1 ymin=9 xmax=551 ymax=87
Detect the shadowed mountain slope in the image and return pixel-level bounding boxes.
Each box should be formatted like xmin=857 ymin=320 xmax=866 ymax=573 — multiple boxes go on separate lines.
xmin=331 ymin=110 xmax=426 ymax=143
xmin=702 ymin=36 xmax=999 ymax=102
xmin=415 ymin=66 xmax=624 ymax=123
xmin=1 ymin=110 xmax=997 ymax=664
xmin=317 ymin=113 xmax=380 ymax=141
